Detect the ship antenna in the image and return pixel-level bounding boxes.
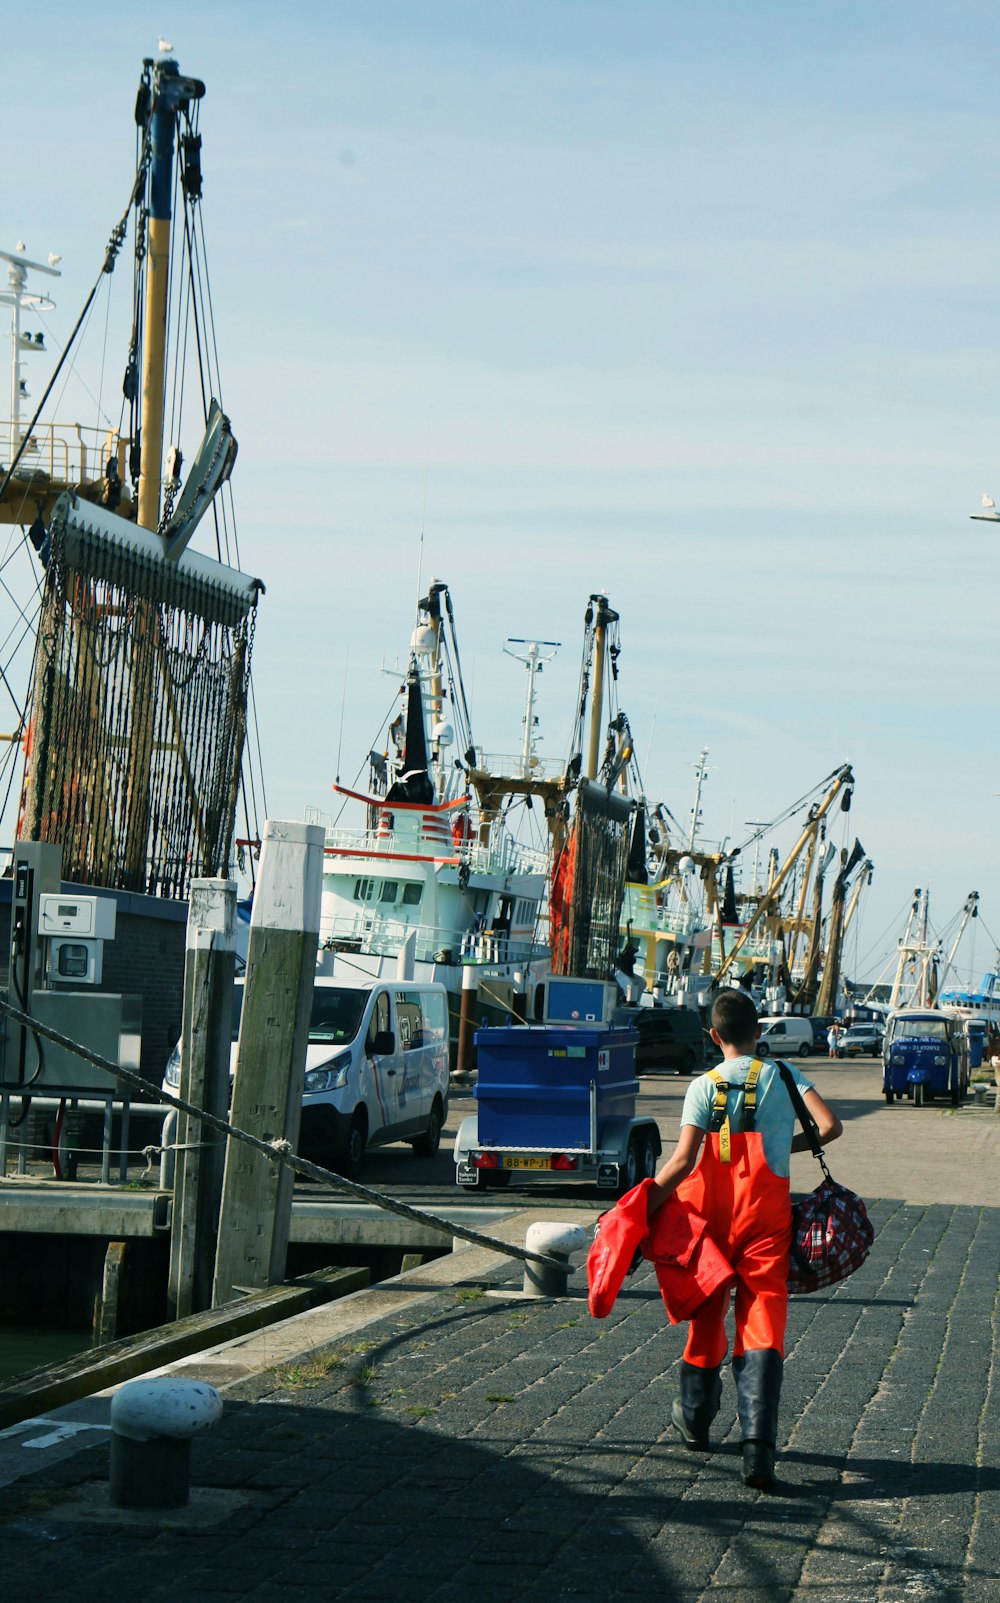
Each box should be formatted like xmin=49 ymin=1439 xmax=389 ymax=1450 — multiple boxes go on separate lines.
xmin=414 ymin=408 xmax=430 ymax=614
xmin=643 ymin=672 xmax=664 ymax=777
xmin=335 ymin=648 xmax=349 ymax=786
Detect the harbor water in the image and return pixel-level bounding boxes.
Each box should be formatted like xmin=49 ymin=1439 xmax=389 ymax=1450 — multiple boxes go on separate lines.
xmin=0 ymin=1327 xmax=92 ymax=1383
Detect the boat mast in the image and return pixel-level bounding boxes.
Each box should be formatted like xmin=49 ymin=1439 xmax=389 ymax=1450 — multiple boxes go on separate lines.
xmin=125 ymin=56 xmax=206 ymax=890
xmin=585 ymin=594 xmax=617 ymax=779
xmin=136 ymin=58 xmax=204 ymax=534
xmin=1 ymin=248 xmax=60 ymax=469
xmin=504 ymin=638 xmax=560 ymax=778
xmin=688 ymin=749 xmax=712 ymax=851
xmin=934 ymin=891 xmax=979 ymax=1004
xmin=889 ymin=888 xmax=925 ymax=1011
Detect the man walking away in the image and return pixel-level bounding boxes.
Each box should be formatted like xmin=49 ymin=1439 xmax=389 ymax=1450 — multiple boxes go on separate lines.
xmin=648 ymin=990 xmax=842 ymax=1490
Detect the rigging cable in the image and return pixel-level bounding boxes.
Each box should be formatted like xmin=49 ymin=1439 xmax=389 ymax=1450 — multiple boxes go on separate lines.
xmin=0 ymin=125 xmax=152 ymax=518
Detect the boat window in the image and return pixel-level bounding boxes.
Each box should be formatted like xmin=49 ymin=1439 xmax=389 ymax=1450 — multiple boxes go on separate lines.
xmin=353 ymin=878 xmax=375 ymax=902
xmin=401 ymin=883 xmax=422 ymax=906
xmin=395 ymin=993 xmax=423 ymax=1051
xmin=380 ymin=881 xmax=399 ymax=904
xmin=309 ymin=987 xmax=369 ymax=1045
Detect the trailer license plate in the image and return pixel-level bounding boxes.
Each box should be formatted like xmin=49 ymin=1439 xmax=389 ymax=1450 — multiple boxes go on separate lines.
xmin=502 ymin=1155 xmax=550 ymax=1170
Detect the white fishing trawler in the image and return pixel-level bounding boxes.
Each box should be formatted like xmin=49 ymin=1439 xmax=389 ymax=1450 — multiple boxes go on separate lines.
xmin=307 ymin=580 xmax=553 ymax=1038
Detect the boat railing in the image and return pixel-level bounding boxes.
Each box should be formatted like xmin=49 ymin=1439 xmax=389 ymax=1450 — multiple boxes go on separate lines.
xmin=620 ymin=887 xmax=707 ymax=941
xmin=319 ymin=910 xmax=539 ymax=967
xmin=464 ymin=835 xmax=549 ymax=877
xmin=475 ymin=751 xmax=565 ymax=781
xmin=316 ymin=821 xmax=548 ymax=879
xmin=459 ymin=929 xmax=539 ymax=967
xmin=1 ymin=420 xmax=127 ymax=490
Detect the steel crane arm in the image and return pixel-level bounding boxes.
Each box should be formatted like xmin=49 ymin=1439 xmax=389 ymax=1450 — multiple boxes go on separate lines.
xmin=713 ymin=764 xmax=853 ymax=987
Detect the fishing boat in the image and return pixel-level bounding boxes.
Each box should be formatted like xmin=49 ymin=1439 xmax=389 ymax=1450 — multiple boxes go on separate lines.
xmin=937 ymin=969 xmax=1000 ymax=1028
xmin=0 ymin=52 xmax=263 ymax=1131
xmin=307 ymin=579 xmax=553 ymax=1046
xmin=0 ymin=53 xmax=262 ymax=902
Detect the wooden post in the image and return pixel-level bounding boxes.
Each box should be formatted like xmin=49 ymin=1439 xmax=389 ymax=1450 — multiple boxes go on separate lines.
xmin=167 ymin=879 xmax=237 ymax=1320
xmin=212 ymin=822 xmax=324 ymax=1308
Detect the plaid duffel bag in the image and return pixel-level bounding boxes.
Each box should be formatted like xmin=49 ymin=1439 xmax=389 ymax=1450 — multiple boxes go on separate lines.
xmin=788 ymin=1174 xmax=874 ymax=1294
xmin=775 ymin=1060 xmax=875 ymax=1294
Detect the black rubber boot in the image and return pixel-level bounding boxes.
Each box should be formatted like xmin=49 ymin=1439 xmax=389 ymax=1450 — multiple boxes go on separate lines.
xmin=671 ymin=1360 xmax=723 ymax=1451
xmin=733 ymin=1348 xmax=783 ymax=1490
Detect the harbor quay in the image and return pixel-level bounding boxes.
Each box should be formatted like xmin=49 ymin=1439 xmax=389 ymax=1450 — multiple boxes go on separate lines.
xmin=0 ymin=1062 xmax=999 ymax=1602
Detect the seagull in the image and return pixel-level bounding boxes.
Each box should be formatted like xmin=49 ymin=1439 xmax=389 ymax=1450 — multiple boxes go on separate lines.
xmin=47 ymin=253 xmax=61 ymax=266
xmin=158 ymin=37 xmax=173 ymax=52
xmin=972 ymin=493 xmax=1000 ymax=522
xmin=15 ymin=241 xmax=25 ymax=253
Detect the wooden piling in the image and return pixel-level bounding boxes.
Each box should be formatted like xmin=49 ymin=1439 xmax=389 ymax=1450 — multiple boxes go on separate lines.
xmin=457 ymin=963 xmax=478 ymax=1078
xmin=168 ymin=879 xmax=237 ymax=1319
xmin=212 ymin=822 xmax=324 ymax=1307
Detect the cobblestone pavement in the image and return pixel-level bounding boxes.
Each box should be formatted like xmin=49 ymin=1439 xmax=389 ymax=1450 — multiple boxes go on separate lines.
xmin=2 ymin=1189 xmax=1000 ymax=1601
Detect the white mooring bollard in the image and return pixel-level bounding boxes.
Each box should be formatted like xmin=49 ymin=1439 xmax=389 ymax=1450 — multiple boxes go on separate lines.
xmin=109 ymin=1378 xmax=223 ymax=1509
xmin=522 ymin=1222 xmax=590 ymax=1298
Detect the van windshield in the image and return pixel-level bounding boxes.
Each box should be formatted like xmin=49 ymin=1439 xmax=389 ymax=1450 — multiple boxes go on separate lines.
xmin=309 ymin=988 xmax=368 ymax=1044
xmin=229 ymin=985 xmax=368 ymax=1045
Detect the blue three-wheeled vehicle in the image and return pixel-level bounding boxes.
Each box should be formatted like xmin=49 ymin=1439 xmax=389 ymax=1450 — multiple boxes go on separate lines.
xmin=882 ymin=1009 xmax=969 ymax=1107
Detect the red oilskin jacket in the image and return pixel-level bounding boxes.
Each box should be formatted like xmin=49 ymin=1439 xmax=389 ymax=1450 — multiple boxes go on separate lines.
xmin=587 ymin=1178 xmax=736 ymax=1323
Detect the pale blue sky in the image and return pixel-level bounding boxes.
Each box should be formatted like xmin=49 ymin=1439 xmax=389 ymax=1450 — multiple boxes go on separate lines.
xmin=5 ymin=1 xmax=1000 ymax=983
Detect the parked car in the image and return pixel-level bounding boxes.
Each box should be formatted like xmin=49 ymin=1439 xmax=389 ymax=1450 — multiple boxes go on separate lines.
xmin=615 ymin=1005 xmax=706 ymax=1075
xmin=836 ymin=1022 xmax=884 ymax=1058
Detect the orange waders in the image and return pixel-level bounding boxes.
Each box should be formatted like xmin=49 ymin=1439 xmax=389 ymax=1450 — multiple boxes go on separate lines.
xmin=672 ymin=1061 xmax=791 ymax=1452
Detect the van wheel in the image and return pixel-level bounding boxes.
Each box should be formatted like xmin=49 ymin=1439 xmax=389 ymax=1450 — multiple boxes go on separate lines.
xmin=339 ymin=1113 xmax=367 ymax=1179
xmin=799 ymin=1043 xmax=810 ymax=1058
xmin=412 ymin=1099 xmax=443 ymax=1157
xmin=913 ymin=1083 xmax=925 ymax=1108
xmin=681 ymin=1048 xmax=698 ymax=1075
xmin=884 ymin=1089 xmax=895 ymax=1104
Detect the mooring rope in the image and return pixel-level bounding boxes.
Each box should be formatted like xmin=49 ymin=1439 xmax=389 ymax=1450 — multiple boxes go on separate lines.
xmin=0 ymin=997 xmax=574 ymax=1274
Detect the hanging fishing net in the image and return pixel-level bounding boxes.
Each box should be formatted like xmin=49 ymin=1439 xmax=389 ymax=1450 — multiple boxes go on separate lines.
xmin=550 ymin=778 xmax=634 ymax=979
xmin=17 ymin=494 xmax=259 ymax=900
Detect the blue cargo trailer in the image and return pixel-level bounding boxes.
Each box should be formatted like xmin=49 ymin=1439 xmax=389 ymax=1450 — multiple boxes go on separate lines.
xmin=454 ymin=1022 xmax=661 ymax=1194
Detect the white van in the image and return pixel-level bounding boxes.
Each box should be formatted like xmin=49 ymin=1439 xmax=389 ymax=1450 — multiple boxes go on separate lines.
xmin=164 ymin=977 xmax=450 ymax=1178
xmin=756 ymin=1015 xmax=813 ymax=1059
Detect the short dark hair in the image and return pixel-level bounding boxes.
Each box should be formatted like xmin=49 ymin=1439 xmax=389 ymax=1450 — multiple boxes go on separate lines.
xmin=711 ymin=989 xmax=759 ymax=1045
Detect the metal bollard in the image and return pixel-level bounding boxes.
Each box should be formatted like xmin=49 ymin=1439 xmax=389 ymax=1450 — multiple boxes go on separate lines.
xmin=522 ymin=1222 xmax=589 ymax=1298
xmin=109 ymin=1378 xmax=222 ymax=1508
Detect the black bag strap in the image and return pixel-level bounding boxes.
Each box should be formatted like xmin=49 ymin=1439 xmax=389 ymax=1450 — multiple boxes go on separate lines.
xmin=776 ymin=1059 xmax=833 ymax=1181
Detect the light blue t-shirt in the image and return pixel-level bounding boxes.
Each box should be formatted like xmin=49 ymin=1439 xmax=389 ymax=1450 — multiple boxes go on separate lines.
xmin=680 ymin=1054 xmax=814 ymax=1178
